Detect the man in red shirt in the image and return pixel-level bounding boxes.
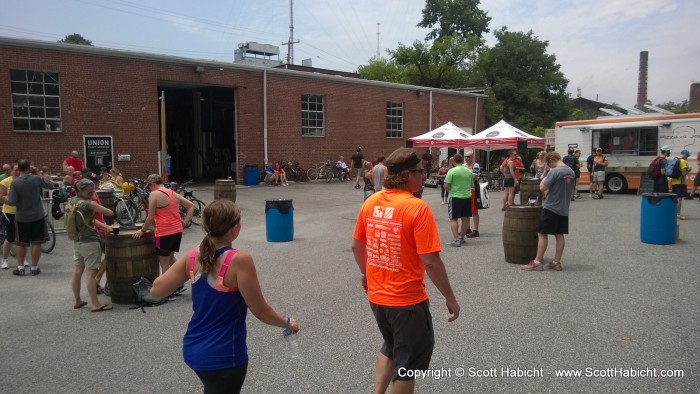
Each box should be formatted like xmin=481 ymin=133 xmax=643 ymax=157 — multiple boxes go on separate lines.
xmin=63 ymin=150 xmax=83 ymax=175
xmin=352 ymin=147 xmax=460 ymax=394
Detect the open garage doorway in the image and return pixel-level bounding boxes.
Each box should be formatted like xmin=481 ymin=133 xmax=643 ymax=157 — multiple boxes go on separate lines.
xmin=158 ymin=84 xmax=236 ymax=181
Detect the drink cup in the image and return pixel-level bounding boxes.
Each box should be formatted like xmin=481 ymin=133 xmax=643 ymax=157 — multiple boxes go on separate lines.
xmin=112 ymin=225 xmax=120 ymax=235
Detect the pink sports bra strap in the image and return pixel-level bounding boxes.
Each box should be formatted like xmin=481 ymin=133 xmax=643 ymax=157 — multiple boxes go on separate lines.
xmin=189 ymin=247 xmax=198 ymax=283
xmin=218 ymin=250 xmax=238 ymax=277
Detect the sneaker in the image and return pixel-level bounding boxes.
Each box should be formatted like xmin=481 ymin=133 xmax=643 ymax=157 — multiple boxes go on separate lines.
xmin=1 ymin=260 xmax=8 ymax=269
xmin=571 ymin=197 xmax=576 ymax=201
xmin=12 ymin=268 xmax=25 ymax=276
xmin=168 ymin=294 xmax=177 ymax=301
xmin=598 ymin=194 xmax=604 ymax=199
xmin=24 ymin=260 xmax=29 ymax=268
xmin=466 ymin=230 xmax=479 ymax=238
xmin=544 ymin=262 xmax=562 ymax=271
xmin=677 ymin=214 xmax=688 ymax=220
xmin=459 ymin=238 xmax=466 ymax=246
xmin=521 ymin=261 xmax=543 ymax=271
xmin=30 ymin=268 xmax=41 ymax=276
xmin=449 ymin=240 xmax=461 ymax=247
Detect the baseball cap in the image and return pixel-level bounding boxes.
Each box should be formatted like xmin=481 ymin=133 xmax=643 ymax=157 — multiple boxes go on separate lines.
xmin=660 ymin=146 xmax=671 ymax=152
xmin=680 ymin=149 xmax=690 ymax=155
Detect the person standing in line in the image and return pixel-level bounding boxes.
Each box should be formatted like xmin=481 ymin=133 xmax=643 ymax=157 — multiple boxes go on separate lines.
xmin=421 ymin=148 xmax=434 ymax=178
xmin=351 ymin=147 xmax=364 ymax=189
xmin=152 ymin=199 xmax=299 ymax=394
xmin=362 ymin=161 xmax=375 ymax=200
xmin=531 ymin=151 xmax=549 ymax=179
xmin=650 ymin=146 xmax=671 ymax=193
xmin=562 ymin=149 xmax=578 ymax=201
xmin=592 ymin=147 xmax=608 ymax=199
xmin=133 ymin=174 xmax=194 ymax=278
xmin=573 ymin=150 xmax=582 ymax=198
xmin=0 ymin=164 xmax=19 ymax=269
xmin=501 ymin=151 xmax=518 ymax=211
xmin=522 ymin=152 xmax=576 ymax=271
xmin=586 ymin=148 xmax=597 ymax=197
xmin=672 ymin=149 xmax=691 ymax=220
xmin=352 ymin=147 xmax=459 ymax=394
xmin=685 ymin=150 xmax=700 ymax=200
xmin=372 ymin=156 xmax=388 ymax=193
xmin=7 ymin=160 xmax=54 ymax=276
xmin=463 ymin=152 xmax=480 ymax=238
xmin=444 ymin=154 xmax=473 ymax=247
xmin=70 ymin=179 xmax=115 ymax=312
xmin=437 ymin=159 xmax=449 ymax=204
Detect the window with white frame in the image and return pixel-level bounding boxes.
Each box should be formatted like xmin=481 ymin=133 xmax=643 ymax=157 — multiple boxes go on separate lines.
xmin=11 ymin=70 xmax=61 ymax=132
xmin=301 ymin=94 xmax=324 ymax=137
xmin=386 ymin=101 xmax=403 ymax=138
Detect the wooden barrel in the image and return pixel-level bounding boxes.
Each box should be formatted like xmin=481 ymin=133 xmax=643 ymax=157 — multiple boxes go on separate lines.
xmin=105 ymin=229 xmax=159 ymax=304
xmin=519 ymin=178 xmax=543 ymax=206
xmin=96 ymin=189 xmax=116 ymax=225
xmin=215 ymin=179 xmax=236 ymax=202
xmin=502 ymin=205 xmax=542 ymax=264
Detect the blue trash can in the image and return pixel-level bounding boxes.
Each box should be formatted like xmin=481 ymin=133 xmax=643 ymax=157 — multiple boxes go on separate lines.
xmin=266 ymin=199 xmax=293 ymax=242
xmin=244 ymin=164 xmax=259 ymax=186
xmin=640 ymin=193 xmax=677 ymax=245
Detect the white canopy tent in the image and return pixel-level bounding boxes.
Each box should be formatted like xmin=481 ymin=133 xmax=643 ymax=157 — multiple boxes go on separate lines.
xmin=408 ymin=122 xmax=472 ymax=148
xmin=462 ymin=120 xmax=545 ymax=174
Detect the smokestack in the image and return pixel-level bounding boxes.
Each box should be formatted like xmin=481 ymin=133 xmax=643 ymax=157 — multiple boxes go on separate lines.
xmin=690 ymin=83 xmax=700 ymax=113
xmin=636 ymin=51 xmax=648 ymax=109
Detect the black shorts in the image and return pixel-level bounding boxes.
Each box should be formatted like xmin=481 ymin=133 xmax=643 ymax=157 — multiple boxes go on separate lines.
xmin=155 ymin=232 xmax=182 ymax=256
xmin=194 ymin=363 xmax=248 ymax=394
xmin=370 ymin=300 xmax=434 ymax=382
xmin=653 ymin=179 xmax=669 ymax=194
xmin=503 ymin=178 xmax=515 ymax=188
xmin=2 ymin=213 xmax=16 ymax=243
xmin=672 ymin=184 xmax=688 ymax=198
xmin=448 ymin=197 xmax=472 ymax=219
xmin=694 ymin=175 xmax=700 ymax=188
xmin=538 ymin=208 xmax=569 ymax=235
xmin=16 ymin=218 xmax=46 ymax=246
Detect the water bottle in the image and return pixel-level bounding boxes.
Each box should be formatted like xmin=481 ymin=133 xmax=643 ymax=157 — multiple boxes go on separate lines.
xmin=283 ymin=328 xmax=300 ymax=358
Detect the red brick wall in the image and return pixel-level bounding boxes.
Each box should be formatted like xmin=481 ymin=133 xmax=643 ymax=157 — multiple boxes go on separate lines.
xmin=0 ymin=43 xmax=484 ymax=180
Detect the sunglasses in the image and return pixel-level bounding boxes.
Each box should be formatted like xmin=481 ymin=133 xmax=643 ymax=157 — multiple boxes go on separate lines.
xmin=409 ymin=168 xmax=424 ymax=173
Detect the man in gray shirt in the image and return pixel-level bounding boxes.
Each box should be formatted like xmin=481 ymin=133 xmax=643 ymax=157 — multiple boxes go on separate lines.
xmin=7 ymin=159 xmax=54 ymax=276
xmin=522 ymin=152 xmax=576 ymax=272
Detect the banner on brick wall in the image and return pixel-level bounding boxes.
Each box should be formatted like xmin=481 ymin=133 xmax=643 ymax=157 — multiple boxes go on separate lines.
xmin=83 ymin=135 xmax=113 ymax=172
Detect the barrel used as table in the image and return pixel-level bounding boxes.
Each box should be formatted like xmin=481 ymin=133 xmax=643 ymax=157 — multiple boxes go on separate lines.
xmin=502 ymin=205 xmax=542 ymax=264
xmin=266 ymin=199 xmax=294 ymax=242
xmin=214 ymin=179 xmax=236 ymax=202
xmin=640 ymin=193 xmax=677 ymax=245
xmin=244 ymin=164 xmax=259 ymax=186
xmin=105 ymin=229 xmax=159 ymax=304
xmin=519 ymin=178 xmax=543 ymax=206
xmin=96 ymin=189 xmax=116 ymax=225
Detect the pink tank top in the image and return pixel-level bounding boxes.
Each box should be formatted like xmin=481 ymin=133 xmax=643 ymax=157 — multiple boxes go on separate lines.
xmin=153 ymin=188 xmax=182 ymax=237
xmin=189 ymin=248 xmax=238 ymax=292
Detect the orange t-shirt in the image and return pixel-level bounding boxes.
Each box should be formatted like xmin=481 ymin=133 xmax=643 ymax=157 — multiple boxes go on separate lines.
xmin=353 ymin=189 xmax=441 ymax=306
xmin=153 ymin=188 xmax=183 ymax=237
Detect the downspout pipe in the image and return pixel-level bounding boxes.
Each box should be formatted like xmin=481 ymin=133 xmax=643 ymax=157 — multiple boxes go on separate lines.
xmin=263 ymin=70 xmax=269 ymax=164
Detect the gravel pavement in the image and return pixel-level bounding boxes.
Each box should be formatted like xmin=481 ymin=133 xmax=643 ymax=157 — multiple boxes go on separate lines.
xmin=0 ymin=180 xmax=698 ymax=393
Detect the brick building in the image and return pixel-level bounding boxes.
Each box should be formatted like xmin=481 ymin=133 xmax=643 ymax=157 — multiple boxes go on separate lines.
xmin=0 ymin=36 xmax=485 ymax=182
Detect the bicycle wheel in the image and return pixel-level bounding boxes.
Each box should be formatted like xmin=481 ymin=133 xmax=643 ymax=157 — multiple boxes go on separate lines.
xmin=296 ymin=167 xmax=308 ymax=182
xmin=188 ymin=198 xmax=205 ymax=226
xmin=326 ymin=169 xmax=334 ymax=183
xmin=180 ymin=205 xmax=192 ymax=229
xmin=115 ymin=199 xmax=136 ymax=226
xmin=42 ymin=219 xmax=56 ymax=253
xmin=307 ymin=167 xmax=319 ymax=181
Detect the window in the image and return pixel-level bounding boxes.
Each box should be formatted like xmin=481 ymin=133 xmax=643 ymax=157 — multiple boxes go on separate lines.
xmin=301 ymin=94 xmax=324 ymax=137
xmin=386 ymin=101 xmax=403 ymax=138
xmin=592 ymin=127 xmax=657 ymax=156
xmin=11 ymin=70 xmax=61 ymax=131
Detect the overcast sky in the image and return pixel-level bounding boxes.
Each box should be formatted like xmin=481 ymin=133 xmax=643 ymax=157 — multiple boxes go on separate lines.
xmin=1 ymin=0 xmax=698 ymax=107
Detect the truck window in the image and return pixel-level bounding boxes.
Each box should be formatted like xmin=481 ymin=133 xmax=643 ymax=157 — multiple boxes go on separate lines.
xmin=592 ymin=127 xmax=657 ymax=156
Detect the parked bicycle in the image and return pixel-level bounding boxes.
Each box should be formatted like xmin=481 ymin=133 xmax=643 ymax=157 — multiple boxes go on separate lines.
xmin=114 ymin=180 xmax=149 ymax=227
xmin=0 ymin=209 xmax=55 ymax=256
xmin=169 ymin=180 xmax=205 ymax=226
xmin=307 ymin=160 xmax=332 ymax=181
xmin=282 ymin=160 xmax=308 ymax=182
xmin=326 ymin=162 xmax=349 ymax=183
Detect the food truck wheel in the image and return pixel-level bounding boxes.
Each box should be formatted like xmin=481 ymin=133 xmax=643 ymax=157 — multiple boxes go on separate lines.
xmin=605 ymin=174 xmax=627 ymax=194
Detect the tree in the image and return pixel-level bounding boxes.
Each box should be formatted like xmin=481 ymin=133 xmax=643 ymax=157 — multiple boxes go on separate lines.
xmin=357 ymin=58 xmax=408 ymax=84
xmin=58 ymin=34 xmax=92 ymax=46
xmin=418 ymin=0 xmax=491 ymax=40
xmin=481 ymin=28 xmax=571 ymax=131
xmin=657 ymin=100 xmax=689 ymax=114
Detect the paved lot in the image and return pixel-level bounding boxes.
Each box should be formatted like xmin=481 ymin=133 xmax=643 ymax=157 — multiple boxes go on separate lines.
xmin=0 ymin=180 xmax=698 ymax=393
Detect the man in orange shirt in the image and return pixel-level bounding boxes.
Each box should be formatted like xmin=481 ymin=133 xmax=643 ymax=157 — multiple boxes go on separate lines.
xmin=352 ymin=147 xmax=460 ymax=394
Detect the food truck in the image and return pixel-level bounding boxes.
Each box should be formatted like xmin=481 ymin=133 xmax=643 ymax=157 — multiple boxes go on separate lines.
xmin=555 ymin=113 xmax=700 ymax=193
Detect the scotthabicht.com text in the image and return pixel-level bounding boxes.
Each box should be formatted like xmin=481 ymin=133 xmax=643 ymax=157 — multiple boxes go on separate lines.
xmin=397 ymin=367 xmax=685 ymax=380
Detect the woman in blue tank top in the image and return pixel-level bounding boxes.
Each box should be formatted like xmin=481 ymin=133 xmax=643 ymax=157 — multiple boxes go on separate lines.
xmin=152 ymin=199 xmax=300 ymax=393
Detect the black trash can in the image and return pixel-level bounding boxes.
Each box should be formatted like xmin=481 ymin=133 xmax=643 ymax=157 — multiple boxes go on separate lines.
xmin=265 ymin=199 xmax=293 ymax=242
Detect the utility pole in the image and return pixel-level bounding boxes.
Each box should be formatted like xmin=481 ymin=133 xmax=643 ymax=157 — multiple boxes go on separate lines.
xmin=376 ymin=23 xmax=380 ymax=59
xmin=282 ymin=0 xmax=300 ymax=65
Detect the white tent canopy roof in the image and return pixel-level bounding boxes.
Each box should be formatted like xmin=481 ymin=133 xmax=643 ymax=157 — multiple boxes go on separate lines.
xmin=408 ymin=122 xmax=472 ymax=148
xmin=462 ymin=120 xmax=544 ymax=151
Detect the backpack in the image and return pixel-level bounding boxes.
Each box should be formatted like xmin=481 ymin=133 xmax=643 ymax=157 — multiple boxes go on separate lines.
xmin=647 ymin=156 xmax=664 ymax=177
xmin=564 ymin=155 xmax=576 ymax=170
xmin=665 ymin=157 xmax=682 ymax=179
xmin=129 ymin=277 xmax=169 ymax=312
xmin=63 ymin=199 xmax=89 ymax=241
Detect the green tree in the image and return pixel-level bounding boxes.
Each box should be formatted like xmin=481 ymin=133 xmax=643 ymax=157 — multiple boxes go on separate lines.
xmin=657 ymin=100 xmax=689 ymax=114
xmin=481 ymin=28 xmax=571 ymax=131
xmin=357 ymin=58 xmax=408 ymax=84
xmin=418 ymin=0 xmax=491 ymax=40
xmin=58 ymin=33 xmax=92 ymax=46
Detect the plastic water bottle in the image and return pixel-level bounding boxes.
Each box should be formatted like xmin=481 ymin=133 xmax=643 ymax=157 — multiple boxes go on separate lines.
xmin=283 ymin=328 xmax=300 ymax=358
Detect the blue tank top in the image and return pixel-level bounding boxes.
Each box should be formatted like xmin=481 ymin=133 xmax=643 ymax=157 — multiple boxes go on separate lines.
xmin=183 ymin=246 xmax=249 ymax=371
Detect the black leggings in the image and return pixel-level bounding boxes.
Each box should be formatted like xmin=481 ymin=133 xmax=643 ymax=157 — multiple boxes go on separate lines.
xmin=439 ymin=178 xmax=448 ymax=199
xmin=194 ymin=364 xmax=248 ymax=394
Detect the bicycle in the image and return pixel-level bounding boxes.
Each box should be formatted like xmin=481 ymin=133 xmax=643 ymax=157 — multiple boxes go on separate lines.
xmin=282 ymin=160 xmax=308 ymax=182
xmin=0 ymin=212 xmax=55 ymax=255
xmin=307 ymin=161 xmax=331 ymax=181
xmin=171 ymin=180 xmax=205 ymax=226
xmin=114 ymin=181 xmax=149 ymax=227
xmin=326 ymin=163 xmax=349 ymax=183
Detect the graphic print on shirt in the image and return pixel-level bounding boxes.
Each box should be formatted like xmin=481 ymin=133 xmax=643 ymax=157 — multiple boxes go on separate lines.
xmin=367 ymin=205 xmax=401 ymax=273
